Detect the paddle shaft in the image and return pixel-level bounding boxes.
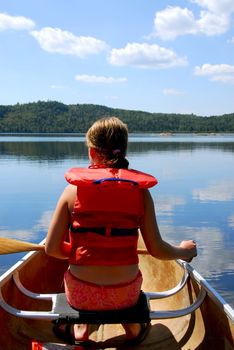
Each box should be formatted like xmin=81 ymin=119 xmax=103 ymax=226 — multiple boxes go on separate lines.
xmin=0 ymin=237 xmax=45 ymax=255
xmin=0 ymin=237 xmax=148 ymax=255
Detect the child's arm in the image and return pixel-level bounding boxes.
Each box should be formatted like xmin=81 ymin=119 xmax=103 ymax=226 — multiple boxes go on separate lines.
xmin=45 ymin=186 xmax=73 ymax=259
xmin=140 ymin=190 xmax=197 ymax=262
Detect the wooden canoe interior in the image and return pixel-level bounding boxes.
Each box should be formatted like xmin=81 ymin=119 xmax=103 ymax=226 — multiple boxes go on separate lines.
xmin=0 ymin=248 xmax=233 ymax=350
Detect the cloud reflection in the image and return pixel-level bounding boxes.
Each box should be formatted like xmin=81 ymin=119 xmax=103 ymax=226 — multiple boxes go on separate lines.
xmin=193 ymin=180 xmax=234 ymax=202
xmin=0 ymin=210 xmax=53 ymax=242
xmin=155 ymin=195 xmax=186 ymax=216
xmin=152 ymin=192 xmax=234 ymax=293
xmin=228 ymin=214 xmax=234 ymax=228
xmin=159 ymin=223 xmax=234 ymax=281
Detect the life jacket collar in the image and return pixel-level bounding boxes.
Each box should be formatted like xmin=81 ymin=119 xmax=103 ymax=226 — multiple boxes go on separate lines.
xmin=65 ymin=166 xmax=157 ymax=189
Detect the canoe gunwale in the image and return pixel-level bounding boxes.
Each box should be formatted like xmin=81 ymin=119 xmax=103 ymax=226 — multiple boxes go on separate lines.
xmin=0 ymin=248 xmax=234 ymax=349
xmin=0 ymin=248 xmax=233 ymax=324
xmin=177 ymin=259 xmax=234 ymax=324
xmin=0 ymin=250 xmax=37 ymax=286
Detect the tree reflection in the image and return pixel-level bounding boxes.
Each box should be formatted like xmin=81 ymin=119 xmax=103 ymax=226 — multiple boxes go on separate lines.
xmin=0 ymin=140 xmax=234 ymax=161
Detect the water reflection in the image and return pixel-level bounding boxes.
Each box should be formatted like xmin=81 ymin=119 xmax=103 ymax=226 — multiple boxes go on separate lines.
xmin=229 ymin=215 xmax=234 ymax=228
xmin=0 ymin=137 xmax=234 ymax=162
xmin=193 ymin=180 xmax=234 ymax=202
xmin=0 ymin=210 xmax=53 ymax=242
xmin=156 ymin=195 xmax=186 ymax=217
xmin=0 ymin=135 xmax=233 ymax=308
xmin=0 ymin=141 xmax=87 ymax=161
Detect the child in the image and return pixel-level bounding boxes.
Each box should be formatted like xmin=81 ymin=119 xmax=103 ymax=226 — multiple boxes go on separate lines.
xmin=45 ymin=116 xmax=197 ymax=345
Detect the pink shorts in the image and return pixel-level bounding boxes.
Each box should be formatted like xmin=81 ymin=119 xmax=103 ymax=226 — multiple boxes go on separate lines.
xmin=64 ymin=269 xmax=143 ymax=311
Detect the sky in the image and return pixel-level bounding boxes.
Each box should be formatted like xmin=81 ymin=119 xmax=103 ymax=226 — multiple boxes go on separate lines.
xmin=0 ymin=0 xmax=234 ymax=116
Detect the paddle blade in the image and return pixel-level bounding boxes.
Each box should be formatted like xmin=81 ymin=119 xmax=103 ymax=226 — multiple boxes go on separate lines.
xmin=0 ymin=237 xmax=45 ymax=254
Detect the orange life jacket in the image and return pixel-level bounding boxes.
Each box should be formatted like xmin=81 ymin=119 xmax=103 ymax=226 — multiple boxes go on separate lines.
xmin=65 ymin=166 xmax=157 ymax=266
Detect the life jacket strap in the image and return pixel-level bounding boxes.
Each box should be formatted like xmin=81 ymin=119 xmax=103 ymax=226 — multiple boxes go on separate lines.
xmin=70 ymin=227 xmax=138 ymax=236
xmin=93 ymin=177 xmax=138 ymax=186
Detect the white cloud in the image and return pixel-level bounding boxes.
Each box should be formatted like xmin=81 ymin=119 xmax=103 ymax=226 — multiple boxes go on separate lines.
xmin=50 ymin=84 xmax=67 ymax=89
xmin=0 ymin=12 xmax=35 ymax=31
xmin=154 ymin=7 xmax=197 ymax=40
xmin=191 ymin=0 xmax=234 ymax=15
xmin=197 ymin=11 xmax=230 ymax=35
xmin=109 ymin=42 xmax=188 ymax=69
xmin=211 ymin=75 xmax=234 ymax=84
xmin=30 ymin=27 xmax=108 ymax=57
xmin=194 ymin=64 xmax=234 ymax=84
xmin=153 ymin=4 xmax=231 ymax=40
xmin=163 ymin=88 xmax=185 ymax=96
xmin=193 ymin=180 xmax=234 ymax=202
xmin=195 ymin=63 xmax=234 ymax=75
xmin=75 ymin=74 xmax=127 ymax=83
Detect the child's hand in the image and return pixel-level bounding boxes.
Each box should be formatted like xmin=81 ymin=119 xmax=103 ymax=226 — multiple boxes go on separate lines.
xmin=179 ymin=240 xmax=197 ymax=262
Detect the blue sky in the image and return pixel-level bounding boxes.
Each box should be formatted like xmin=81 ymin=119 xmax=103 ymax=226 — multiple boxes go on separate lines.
xmin=0 ymin=0 xmax=234 ymax=116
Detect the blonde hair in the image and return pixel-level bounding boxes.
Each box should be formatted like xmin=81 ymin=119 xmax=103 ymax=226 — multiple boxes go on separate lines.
xmin=86 ymin=117 xmax=129 ymax=168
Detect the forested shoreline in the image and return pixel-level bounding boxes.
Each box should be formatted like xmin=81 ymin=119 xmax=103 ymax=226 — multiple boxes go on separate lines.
xmin=0 ymin=101 xmax=233 ymax=133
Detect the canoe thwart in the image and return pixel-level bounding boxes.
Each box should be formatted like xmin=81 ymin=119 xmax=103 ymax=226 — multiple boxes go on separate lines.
xmin=13 ymin=272 xmax=56 ymax=301
xmin=0 ymin=266 xmax=207 ymax=322
xmin=12 ymin=265 xmax=189 ymax=302
xmin=146 ymin=267 xmax=189 ymax=299
xmin=149 ymin=288 xmax=206 ymax=319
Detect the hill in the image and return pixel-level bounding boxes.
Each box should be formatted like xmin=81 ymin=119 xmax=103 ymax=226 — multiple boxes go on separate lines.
xmin=0 ymin=101 xmax=233 ymax=133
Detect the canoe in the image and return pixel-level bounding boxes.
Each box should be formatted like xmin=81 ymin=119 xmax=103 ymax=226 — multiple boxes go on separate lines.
xmin=0 ymin=240 xmax=234 ymax=350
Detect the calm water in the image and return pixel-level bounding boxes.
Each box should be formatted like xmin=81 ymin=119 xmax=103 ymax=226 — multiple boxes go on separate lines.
xmin=0 ymin=134 xmax=234 ymax=308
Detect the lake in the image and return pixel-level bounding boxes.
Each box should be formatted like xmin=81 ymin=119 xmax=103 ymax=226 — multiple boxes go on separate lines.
xmin=0 ymin=133 xmax=234 ymax=308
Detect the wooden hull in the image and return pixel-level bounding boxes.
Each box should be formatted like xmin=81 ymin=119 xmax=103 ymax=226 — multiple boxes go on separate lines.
xmin=0 ymin=245 xmax=234 ymax=350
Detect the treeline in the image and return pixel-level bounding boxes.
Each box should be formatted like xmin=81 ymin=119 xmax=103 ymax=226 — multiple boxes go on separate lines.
xmin=0 ymin=101 xmax=233 ymax=133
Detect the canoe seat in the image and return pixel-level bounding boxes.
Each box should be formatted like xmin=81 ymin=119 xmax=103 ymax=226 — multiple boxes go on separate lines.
xmin=0 ymin=263 xmax=207 ymax=322
xmin=52 ymin=291 xmax=150 ymax=325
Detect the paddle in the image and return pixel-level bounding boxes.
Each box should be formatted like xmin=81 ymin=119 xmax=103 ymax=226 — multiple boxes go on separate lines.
xmin=0 ymin=237 xmax=45 ymax=255
xmin=0 ymin=237 xmax=148 ymax=255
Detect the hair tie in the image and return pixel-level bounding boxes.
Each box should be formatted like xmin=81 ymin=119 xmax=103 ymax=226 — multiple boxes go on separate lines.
xmin=112 ymin=149 xmax=121 ymax=155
